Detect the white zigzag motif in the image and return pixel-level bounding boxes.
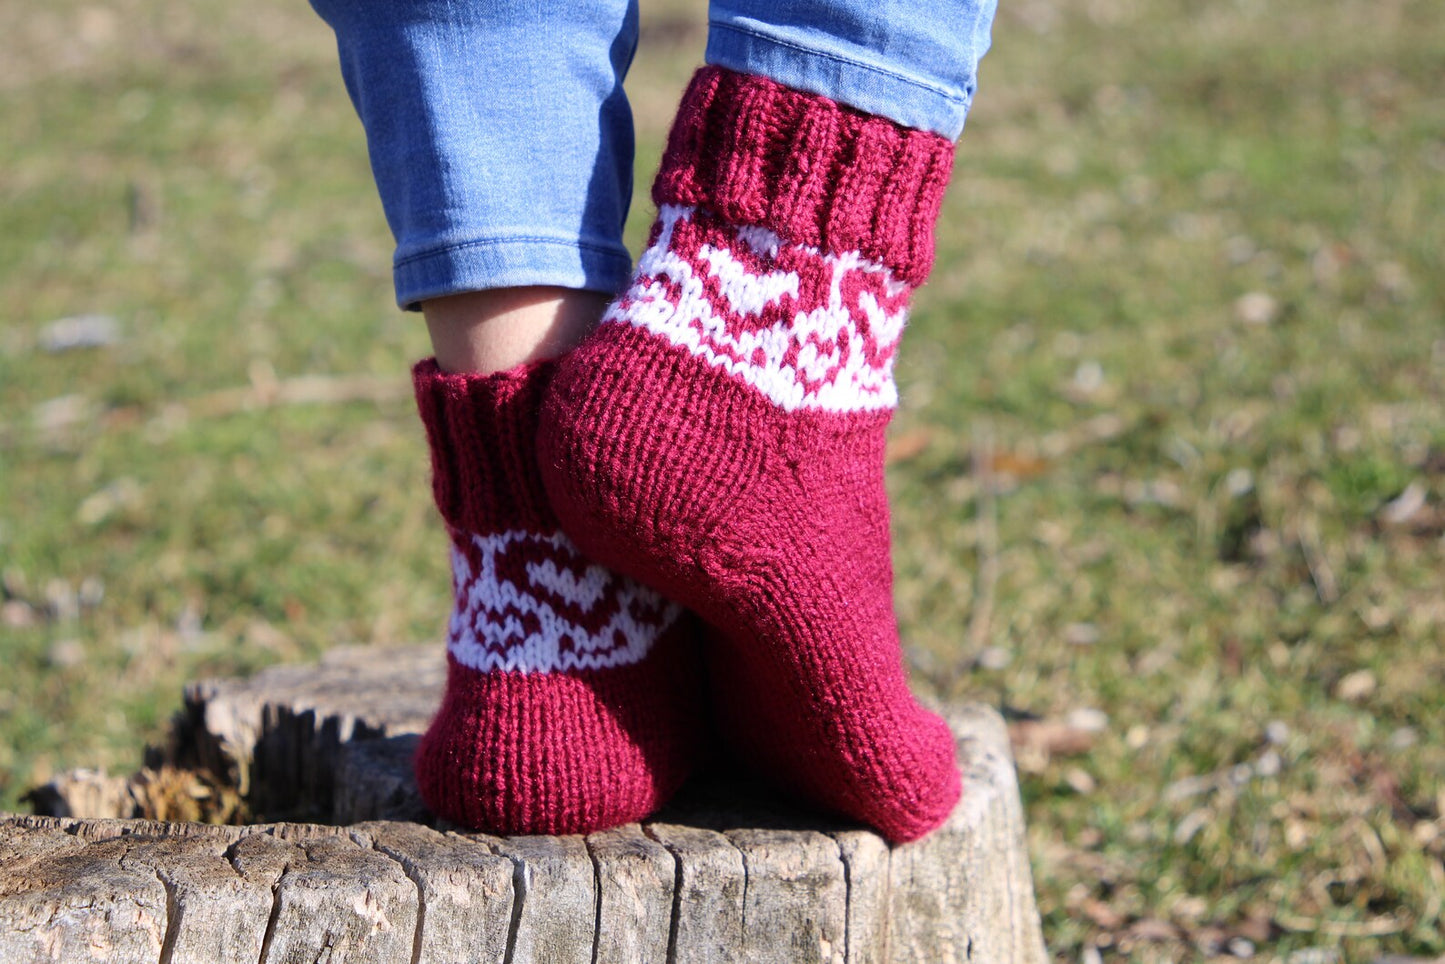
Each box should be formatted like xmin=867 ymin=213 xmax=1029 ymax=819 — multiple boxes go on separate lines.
xmin=447 ymin=529 xmax=680 ymax=674
xmin=607 ymin=204 xmax=909 ymax=413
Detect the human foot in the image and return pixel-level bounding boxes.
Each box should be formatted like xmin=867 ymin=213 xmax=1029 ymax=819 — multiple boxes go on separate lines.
xmin=413 ymin=358 xmax=703 ymax=834
xmin=538 ymin=67 xmax=960 ymax=842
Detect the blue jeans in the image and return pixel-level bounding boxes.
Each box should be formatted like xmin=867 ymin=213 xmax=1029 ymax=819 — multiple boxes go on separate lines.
xmin=309 ymin=0 xmax=998 ymax=309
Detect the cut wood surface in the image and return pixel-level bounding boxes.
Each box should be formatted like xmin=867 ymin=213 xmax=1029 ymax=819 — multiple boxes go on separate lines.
xmin=4 ymin=645 xmax=1047 ymax=963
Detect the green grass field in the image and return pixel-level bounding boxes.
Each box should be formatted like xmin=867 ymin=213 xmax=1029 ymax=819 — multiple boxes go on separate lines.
xmin=2 ymin=0 xmax=1442 ymax=959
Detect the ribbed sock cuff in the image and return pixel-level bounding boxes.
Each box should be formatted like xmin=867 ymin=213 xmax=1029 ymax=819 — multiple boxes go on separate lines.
xmin=412 ymin=358 xmax=556 ymax=535
xmin=653 ymin=66 xmax=955 ymax=286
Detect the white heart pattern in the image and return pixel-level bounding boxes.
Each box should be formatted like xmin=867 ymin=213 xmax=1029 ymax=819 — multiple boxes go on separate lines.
xmin=605 ymin=204 xmax=910 ymax=413
xmin=448 ymin=529 xmax=681 ymax=674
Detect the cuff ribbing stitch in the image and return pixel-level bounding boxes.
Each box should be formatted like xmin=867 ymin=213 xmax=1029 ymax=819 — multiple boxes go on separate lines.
xmin=653 ymin=66 xmax=955 ymax=286
xmin=412 ymin=358 xmax=556 ymax=536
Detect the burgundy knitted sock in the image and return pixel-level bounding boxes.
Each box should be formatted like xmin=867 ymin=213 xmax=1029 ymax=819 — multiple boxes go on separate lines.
xmin=413 ymin=358 xmax=702 ymax=835
xmin=538 ymin=67 xmax=960 ymax=842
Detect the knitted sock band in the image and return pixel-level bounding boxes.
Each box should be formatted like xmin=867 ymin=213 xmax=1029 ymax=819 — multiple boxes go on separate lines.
xmin=413 ymin=358 xmax=555 ymax=535
xmin=653 ymin=66 xmax=955 ymax=287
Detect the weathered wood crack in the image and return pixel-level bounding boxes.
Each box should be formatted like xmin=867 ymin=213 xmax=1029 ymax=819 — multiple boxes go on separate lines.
xmin=836 ymin=836 xmax=855 ymax=964
xmin=250 ymin=854 xmax=282 ymax=964
xmin=359 ymin=837 xmax=424 ymax=964
xmin=502 ymin=849 xmax=527 ymax=964
xmin=585 ymin=839 xmax=603 ymax=964
xmin=4 ymin=645 xmax=1047 ymax=963
xmin=149 ymin=865 xmax=178 ymax=964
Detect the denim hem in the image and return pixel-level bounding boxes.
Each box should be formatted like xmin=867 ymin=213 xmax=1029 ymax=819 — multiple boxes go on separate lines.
xmin=392 ymin=236 xmax=634 ymax=311
xmin=706 ymin=20 xmax=971 ymax=139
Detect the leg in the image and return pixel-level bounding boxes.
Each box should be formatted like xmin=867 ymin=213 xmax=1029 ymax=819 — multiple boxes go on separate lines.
xmin=311 ymin=0 xmax=639 ymax=371
xmin=423 ymin=287 xmax=609 ymax=375
xmin=706 ymin=0 xmax=996 ymax=139
xmin=412 ymin=359 xmax=702 ymax=833
xmin=539 ymin=2 xmax=998 ymax=841
xmin=310 ymin=0 xmax=705 ymax=833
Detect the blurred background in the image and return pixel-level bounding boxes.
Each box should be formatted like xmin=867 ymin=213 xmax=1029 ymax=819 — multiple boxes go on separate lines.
xmin=1 ymin=0 xmax=1442 ymax=958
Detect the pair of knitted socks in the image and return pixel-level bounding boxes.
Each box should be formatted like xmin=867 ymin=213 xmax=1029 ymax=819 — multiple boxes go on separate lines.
xmin=412 ymin=67 xmax=960 ymax=843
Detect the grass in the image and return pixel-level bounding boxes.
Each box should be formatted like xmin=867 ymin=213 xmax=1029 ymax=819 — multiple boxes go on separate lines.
xmin=2 ymin=0 xmax=1442 ymax=959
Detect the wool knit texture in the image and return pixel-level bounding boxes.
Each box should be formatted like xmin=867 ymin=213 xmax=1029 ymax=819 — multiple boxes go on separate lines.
xmin=413 ymin=358 xmax=702 ymax=835
xmin=653 ymin=65 xmax=955 ymax=287
xmin=539 ymin=68 xmax=960 ymax=842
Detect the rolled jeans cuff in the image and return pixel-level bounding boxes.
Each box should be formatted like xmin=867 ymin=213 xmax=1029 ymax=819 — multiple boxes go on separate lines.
xmin=393 ymin=237 xmax=635 ymax=311
xmin=706 ymin=16 xmax=985 ymax=140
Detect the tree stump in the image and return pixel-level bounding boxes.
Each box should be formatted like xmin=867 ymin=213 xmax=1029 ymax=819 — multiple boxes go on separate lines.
xmin=3 ymin=645 xmax=1047 ymax=963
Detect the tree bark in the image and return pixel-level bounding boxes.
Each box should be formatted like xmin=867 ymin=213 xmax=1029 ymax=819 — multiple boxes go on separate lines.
xmin=6 ymin=646 xmax=1047 ymax=963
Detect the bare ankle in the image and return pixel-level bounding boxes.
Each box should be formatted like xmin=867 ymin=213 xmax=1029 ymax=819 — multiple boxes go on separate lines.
xmin=422 ymin=286 xmax=609 ymax=375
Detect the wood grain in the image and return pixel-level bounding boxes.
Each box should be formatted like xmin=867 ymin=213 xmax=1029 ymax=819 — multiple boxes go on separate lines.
xmin=5 ymin=646 xmax=1047 ymax=962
